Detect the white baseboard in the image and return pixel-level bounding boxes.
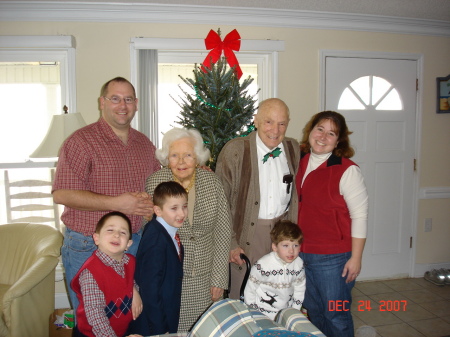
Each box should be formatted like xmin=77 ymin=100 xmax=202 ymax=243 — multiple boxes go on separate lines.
xmin=55 ymin=292 xmax=71 ymax=309
xmin=54 ymin=262 xmax=71 ymax=309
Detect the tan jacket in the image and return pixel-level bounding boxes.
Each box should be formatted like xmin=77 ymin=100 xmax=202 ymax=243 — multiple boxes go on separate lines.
xmin=215 ymin=131 xmax=300 ymax=253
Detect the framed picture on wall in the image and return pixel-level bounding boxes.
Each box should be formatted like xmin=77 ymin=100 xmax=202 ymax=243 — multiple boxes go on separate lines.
xmin=437 ymin=74 xmax=450 ymax=113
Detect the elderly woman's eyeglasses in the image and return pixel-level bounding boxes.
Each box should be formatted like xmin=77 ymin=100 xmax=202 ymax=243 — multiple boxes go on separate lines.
xmin=169 ymin=153 xmax=197 ymax=164
xmin=103 ymin=96 xmax=136 ymax=104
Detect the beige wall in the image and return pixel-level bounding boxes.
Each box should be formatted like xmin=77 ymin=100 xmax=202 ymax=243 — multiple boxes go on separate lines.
xmin=1 ymin=21 xmax=449 ymax=269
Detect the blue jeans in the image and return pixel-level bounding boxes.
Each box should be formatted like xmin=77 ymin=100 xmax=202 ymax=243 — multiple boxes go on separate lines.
xmin=62 ymin=227 xmax=142 ymax=314
xmin=300 ymin=252 xmax=355 ymax=337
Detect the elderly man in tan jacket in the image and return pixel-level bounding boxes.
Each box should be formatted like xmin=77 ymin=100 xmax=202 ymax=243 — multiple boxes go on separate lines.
xmin=216 ymin=98 xmax=300 ymax=299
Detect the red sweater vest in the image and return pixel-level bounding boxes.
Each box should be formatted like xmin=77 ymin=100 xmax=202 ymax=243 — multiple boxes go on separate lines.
xmin=296 ymin=153 xmax=356 ymax=254
xmin=72 ymin=252 xmax=135 ymax=337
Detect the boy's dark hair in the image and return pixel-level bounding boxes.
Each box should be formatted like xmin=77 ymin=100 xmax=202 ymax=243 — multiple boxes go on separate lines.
xmin=153 ymin=181 xmax=188 ymax=208
xmin=270 ymin=219 xmax=303 ymax=245
xmin=95 ymin=211 xmax=132 ymax=239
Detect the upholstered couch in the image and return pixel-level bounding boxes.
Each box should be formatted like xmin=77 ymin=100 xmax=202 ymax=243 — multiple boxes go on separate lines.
xmin=149 ymin=299 xmax=325 ymax=337
xmin=0 ymin=223 xmax=63 ymax=337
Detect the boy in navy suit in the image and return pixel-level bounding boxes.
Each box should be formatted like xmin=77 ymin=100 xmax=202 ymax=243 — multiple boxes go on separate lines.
xmin=128 ymin=181 xmax=187 ymax=336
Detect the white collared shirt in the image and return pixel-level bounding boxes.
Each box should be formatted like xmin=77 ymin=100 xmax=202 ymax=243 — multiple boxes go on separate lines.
xmin=156 ymin=216 xmax=181 ymax=254
xmin=256 ymin=134 xmax=291 ymax=219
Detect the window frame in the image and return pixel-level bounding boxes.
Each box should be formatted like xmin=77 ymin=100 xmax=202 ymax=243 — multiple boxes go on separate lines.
xmin=0 ymin=35 xmax=76 ymax=168
xmin=130 ymin=37 xmax=284 ymax=144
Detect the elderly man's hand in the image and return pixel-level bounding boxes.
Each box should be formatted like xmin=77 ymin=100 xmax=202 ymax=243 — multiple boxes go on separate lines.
xmin=229 ymin=247 xmax=245 ymax=265
xmin=199 ymin=165 xmax=213 ymax=172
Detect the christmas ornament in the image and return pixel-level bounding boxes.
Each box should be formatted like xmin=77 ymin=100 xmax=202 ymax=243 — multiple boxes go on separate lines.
xmin=202 ymin=29 xmax=243 ymax=79
xmin=175 ymin=29 xmax=258 ymax=171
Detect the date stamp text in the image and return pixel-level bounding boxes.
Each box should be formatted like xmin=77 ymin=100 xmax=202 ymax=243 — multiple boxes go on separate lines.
xmin=328 ymin=300 xmax=408 ymax=311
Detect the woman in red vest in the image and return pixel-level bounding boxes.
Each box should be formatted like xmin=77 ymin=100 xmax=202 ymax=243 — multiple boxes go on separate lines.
xmin=295 ymin=111 xmax=368 ymax=337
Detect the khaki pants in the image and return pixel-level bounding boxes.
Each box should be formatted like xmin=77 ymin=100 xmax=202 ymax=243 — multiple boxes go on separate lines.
xmin=228 ymin=213 xmax=286 ymax=299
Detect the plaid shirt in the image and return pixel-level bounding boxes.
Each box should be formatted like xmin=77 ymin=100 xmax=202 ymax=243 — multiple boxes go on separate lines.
xmin=53 ymin=117 xmax=160 ymax=235
xmin=78 ymin=250 xmax=131 ymax=337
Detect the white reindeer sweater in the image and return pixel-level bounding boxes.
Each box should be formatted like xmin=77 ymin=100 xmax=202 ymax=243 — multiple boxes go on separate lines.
xmin=244 ymin=251 xmax=306 ymax=320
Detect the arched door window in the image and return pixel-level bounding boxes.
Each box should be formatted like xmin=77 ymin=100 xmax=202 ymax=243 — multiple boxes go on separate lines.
xmin=338 ymin=75 xmax=402 ymax=110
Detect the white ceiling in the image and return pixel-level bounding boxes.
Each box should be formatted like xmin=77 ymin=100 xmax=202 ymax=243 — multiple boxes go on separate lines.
xmin=4 ymin=0 xmax=449 ymax=22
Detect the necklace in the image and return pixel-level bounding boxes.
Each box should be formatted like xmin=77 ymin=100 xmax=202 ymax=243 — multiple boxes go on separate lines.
xmin=173 ymin=169 xmax=196 ymax=193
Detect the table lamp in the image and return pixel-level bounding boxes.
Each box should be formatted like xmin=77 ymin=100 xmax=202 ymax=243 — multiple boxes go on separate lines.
xmin=30 ymin=106 xmax=86 ymax=158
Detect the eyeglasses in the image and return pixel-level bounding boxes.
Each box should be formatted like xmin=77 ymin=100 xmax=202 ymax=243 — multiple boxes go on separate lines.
xmin=103 ymin=96 xmax=136 ymax=104
xmin=168 ymin=153 xmax=197 ymax=163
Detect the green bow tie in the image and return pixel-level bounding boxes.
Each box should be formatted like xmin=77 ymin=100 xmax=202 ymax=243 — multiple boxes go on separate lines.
xmin=262 ymin=147 xmax=282 ymax=163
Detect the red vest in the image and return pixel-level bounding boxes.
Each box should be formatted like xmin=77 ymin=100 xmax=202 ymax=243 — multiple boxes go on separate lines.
xmin=296 ymin=153 xmax=356 ymax=254
xmin=72 ymin=252 xmax=135 ymax=337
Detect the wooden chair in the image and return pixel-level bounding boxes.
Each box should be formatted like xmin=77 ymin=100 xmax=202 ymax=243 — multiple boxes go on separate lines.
xmin=4 ymin=169 xmax=61 ymax=230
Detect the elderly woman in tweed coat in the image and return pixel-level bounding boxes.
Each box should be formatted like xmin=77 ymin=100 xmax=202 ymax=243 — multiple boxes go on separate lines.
xmin=145 ymin=127 xmax=232 ymax=332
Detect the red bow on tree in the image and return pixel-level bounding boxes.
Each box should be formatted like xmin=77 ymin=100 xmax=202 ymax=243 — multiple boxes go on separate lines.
xmin=201 ymin=29 xmax=243 ymax=79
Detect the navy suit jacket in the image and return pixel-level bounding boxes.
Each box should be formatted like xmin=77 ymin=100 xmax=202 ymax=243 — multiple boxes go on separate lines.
xmin=128 ymin=217 xmax=183 ymax=335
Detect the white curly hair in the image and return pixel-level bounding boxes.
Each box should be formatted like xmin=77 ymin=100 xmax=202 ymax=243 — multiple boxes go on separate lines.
xmin=156 ymin=127 xmax=211 ymax=166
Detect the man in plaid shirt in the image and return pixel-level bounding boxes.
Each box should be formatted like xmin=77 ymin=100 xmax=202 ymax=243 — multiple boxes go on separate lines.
xmin=53 ymin=77 xmax=160 ymax=315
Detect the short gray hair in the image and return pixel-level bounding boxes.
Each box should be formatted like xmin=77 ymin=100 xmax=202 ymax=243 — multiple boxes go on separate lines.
xmin=156 ymin=127 xmax=211 ymax=166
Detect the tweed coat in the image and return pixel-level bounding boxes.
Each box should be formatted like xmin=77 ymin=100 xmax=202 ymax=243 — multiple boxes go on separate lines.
xmin=215 ymin=131 xmax=300 ymax=277
xmin=145 ymin=167 xmax=232 ymax=332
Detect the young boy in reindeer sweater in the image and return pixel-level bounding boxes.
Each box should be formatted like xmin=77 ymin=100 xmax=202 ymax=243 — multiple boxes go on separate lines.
xmin=244 ymin=219 xmax=306 ymax=320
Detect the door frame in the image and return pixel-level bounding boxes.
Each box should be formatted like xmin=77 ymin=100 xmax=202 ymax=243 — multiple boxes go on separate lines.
xmin=319 ymin=50 xmax=424 ymax=278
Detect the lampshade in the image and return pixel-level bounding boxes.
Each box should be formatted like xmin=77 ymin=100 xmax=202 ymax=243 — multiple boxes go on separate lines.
xmin=30 ymin=112 xmax=87 ymax=158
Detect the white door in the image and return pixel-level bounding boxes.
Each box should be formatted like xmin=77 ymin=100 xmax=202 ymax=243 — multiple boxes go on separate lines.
xmin=325 ymin=56 xmax=417 ymax=280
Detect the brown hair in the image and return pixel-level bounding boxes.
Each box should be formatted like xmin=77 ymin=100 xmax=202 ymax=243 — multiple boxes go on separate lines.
xmin=300 ymin=110 xmax=354 ymax=158
xmin=153 ymin=181 xmax=188 ymax=208
xmin=100 ymin=76 xmax=136 ymax=98
xmin=95 ymin=211 xmax=132 ymax=239
xmin=270 ymin=219 xmax=303 ymax=245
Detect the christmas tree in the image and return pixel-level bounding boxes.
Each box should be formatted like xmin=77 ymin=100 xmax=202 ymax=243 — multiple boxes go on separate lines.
xmin=175 ymin=29 xmax=258 ymax=171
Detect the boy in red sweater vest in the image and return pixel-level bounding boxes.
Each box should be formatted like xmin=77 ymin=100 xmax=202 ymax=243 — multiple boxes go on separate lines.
xmin=71 ymin=211 xmax=143 ymax=337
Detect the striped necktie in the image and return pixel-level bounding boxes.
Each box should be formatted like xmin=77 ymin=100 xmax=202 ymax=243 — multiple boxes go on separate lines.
xmin=175 ymin=233 xmax=182 ymax=261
